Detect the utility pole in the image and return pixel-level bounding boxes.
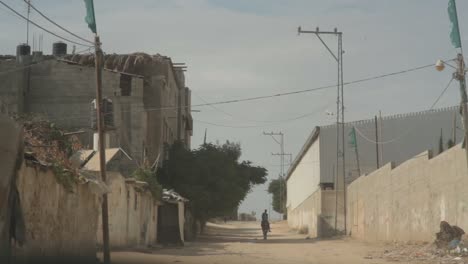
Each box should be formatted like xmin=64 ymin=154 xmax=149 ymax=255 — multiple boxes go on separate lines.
xmin=26 ymin=0 xmax=31 ymax=45
xmin=379 ymin=111 xmax=384 ymax=165
xmin=350 ymin=127 xmax=361 ymax=176
xmin=272 ymin=151 xmax=292 ymax=217
xmin=375 ymin=116 xmax=380 ymax=169
xmin=453 ymin=111 xmax=457 ymax=144
xmin=94 ymin=35 xmax=111 ymax=264
xmin=455 ymin=53 xmax=468 ymax=171
xmin=298 ymin=26 xmax=346 ymax=234
xmin=264 ymin=132 xmax=285 ymax=219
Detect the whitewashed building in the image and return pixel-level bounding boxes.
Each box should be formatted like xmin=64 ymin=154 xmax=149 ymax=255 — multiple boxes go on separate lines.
xmin=286 ymin=106 xmax=462 ymax=236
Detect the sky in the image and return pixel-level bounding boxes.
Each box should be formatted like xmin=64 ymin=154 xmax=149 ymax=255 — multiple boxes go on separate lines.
xmin=1 ymin=0 xmax=467 ymax=220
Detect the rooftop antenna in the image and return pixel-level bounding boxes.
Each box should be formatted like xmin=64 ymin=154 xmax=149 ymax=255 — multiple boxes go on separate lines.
xmin=26 ymin=0 xmax=31 ymax=45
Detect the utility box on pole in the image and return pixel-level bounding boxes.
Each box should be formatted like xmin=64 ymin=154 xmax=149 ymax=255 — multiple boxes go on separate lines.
xmin=91 ymin=98 xmax=114 ymax=130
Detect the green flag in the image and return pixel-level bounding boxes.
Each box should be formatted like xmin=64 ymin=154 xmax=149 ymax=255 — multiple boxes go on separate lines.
xmin=84 ymin=0 xmax=97 ymax=34
xmin=448 ymin=0 xmax=462 ymax=49
xmin=348 ymin=127 xmax=357 ymax=148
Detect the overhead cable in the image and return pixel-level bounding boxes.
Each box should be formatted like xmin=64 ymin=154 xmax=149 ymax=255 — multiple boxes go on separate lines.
xmin=23 ymin=0 xmax=94 ymax=45
xmin=0 ymin=1 xmax=93 ymax=47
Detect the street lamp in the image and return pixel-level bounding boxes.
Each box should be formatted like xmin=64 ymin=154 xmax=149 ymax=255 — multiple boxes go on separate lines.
xmin=436 ymin=60 xmax=446 ymax=72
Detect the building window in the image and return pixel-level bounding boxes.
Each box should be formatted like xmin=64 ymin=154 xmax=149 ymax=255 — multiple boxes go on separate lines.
xmin=120 ymin=74 xmax=132 ymax=96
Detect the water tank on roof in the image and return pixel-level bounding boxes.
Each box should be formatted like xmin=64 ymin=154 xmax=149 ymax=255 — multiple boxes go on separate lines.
xmin=52 ymin=42 xmax=67 ymax=56
xmin=16 ymin=44 xmax=31 ymax=56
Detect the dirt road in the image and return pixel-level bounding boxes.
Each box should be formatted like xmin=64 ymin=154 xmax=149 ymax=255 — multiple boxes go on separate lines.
xmin=107 ymin=221 xmax=441 ymax=264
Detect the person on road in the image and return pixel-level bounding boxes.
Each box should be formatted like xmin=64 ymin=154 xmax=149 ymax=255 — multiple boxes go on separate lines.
xmin=261 ymin=209 xmax=271 ymax=232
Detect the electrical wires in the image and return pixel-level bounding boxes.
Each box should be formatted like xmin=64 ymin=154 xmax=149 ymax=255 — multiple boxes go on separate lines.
xmin=0 ymin=0 xmax=93 ymax=47
xmin=22 ymin=0 xmax=93 ymax=45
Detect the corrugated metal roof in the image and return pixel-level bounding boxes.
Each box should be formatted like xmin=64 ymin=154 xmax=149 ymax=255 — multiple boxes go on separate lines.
xmin=82 ymin=148 xmax=121 ymax=171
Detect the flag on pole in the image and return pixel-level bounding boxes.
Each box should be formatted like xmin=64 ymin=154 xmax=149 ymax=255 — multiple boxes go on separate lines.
xmin=83 ymin=0 xmax=97 ymax=34
xmin=448 ymin=0 xmax=462 ymax=49
xmin=348 ymin=127 xmax=357 ymax=148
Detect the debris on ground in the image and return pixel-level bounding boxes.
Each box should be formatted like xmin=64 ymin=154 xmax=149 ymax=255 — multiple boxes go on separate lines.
xmin=436 ymin=221 xmax=465 ymax=250
xmin=370 ymin=221 xmax=468 ymax=264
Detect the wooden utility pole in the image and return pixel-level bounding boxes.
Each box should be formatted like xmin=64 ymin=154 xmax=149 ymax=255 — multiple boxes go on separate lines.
xmin=374 ymin=116 xmax=380 ymax=169
xmin=94 ymin=35 xmax=110 ymax=264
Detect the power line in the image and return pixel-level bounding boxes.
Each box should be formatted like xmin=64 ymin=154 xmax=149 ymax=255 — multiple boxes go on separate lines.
xmin=193 ymin=90 xmax=334 ymax=124
xmin=0 ymin=1 xmax=93 ymax=47
xmin=430 ymin=77 xmax=455 ymax=109
xmin=3 ymin=60 xmax=444 ymax=123
xmin=23 ymin=0 xmax=94 ymax=45
xmin=355 ymin=77 xmax=458 ymax=145
xmin=189 ymin=63 xmax=438 ymax=109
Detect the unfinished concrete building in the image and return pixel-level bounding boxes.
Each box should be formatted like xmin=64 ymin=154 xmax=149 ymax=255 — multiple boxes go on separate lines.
xmin=0 ymin=43 xmax=193 ymax=166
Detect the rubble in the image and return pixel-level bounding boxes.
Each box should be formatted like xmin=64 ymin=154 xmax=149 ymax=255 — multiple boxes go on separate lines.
xmin=436 ymin=221 xmax=466 ymax=249
xmin=19 ymin=115 xmax=85 ymax=190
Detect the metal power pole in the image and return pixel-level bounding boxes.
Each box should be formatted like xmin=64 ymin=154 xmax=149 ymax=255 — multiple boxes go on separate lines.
xmin=298 ymin=26 xmax=346 ymax=234
xmin=26 ymin=0 xmax=31 ymax=45
xmin=94 ymin=35 xmax=111 ymax=264
xmin=375 ymin=116 xmax=380 ymax=169
xmin=264 ymin=132 xmax=285 ymax=219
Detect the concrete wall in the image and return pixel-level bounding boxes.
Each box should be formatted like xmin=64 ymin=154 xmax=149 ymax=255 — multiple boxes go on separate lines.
xmin=319 ymin=107 xmax=462 ymax=186
xmin=347 ymin=145 xmax=468 ymax=242
xmin=287 ymin=189 xmax=322 ymax=237
xmin=0 ymin=58 xmax=26 ymax=113
xmin=15 ymin=163 xmax=100 ymax=262
xmin=0 ymin=112 xmax=23 ymax=257
xmin=287 ymin=138 xmax=320 ymax=210
xmin=287 ymin=189 xmax=344 ymax=237
xmin=96 ymin=172 xmax=158 ymax=249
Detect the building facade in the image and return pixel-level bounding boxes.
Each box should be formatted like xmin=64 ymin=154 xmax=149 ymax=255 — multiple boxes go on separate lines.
xmin=0 ymin=46 xmax=193 ymax=166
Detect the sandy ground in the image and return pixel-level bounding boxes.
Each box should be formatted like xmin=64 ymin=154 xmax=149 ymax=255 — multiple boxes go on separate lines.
xmin=103 ymin=221 xmax=435 ymax=264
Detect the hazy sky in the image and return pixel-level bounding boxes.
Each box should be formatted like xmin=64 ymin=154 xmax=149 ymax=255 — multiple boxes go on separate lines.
xmin=1 ymin=0 xmax=467 ymax=220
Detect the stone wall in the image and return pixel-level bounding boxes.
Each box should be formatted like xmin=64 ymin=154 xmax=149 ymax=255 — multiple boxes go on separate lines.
xmin=96 ymin=172 xmax=158 ymax=249
xmin=347 ymin=145 xmax=468 ymax=242
xmin=14 ymin=163 xmax=100 ymax=263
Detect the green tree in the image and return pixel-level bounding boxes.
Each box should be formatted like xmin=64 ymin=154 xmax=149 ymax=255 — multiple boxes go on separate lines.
xmin=132 ymin=168 xmax=162 ymax=200
xmin=158 ymin=141 xmax=267 ymax=229
xmin=268 ymin=178 xmax=287 ymax=214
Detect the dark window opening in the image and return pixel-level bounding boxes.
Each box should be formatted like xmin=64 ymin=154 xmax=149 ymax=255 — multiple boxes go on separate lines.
xmin=120 ymin=74 xmax=132 ymax=96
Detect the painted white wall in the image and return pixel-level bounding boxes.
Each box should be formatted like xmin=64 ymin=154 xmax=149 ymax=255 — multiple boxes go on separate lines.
xmin=287 ymin=138 xmax=320 ymax=210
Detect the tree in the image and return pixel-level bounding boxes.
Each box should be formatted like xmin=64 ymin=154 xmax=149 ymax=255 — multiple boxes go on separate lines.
xmin=158 ymin=141 xmax=267 ymax=229
xmin=268 ymin=178 xmax=287 ymax=214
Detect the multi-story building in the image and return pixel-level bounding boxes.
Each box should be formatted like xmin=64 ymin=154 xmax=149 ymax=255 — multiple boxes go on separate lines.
xmin=0 ymin=43 xmax=193 ymax=167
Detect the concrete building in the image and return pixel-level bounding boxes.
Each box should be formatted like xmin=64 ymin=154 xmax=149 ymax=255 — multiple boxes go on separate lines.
xmin=0 ymin=44 xmax=193 ymax=166
xmin=286 ymin=106 xmax=463 ymax=236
